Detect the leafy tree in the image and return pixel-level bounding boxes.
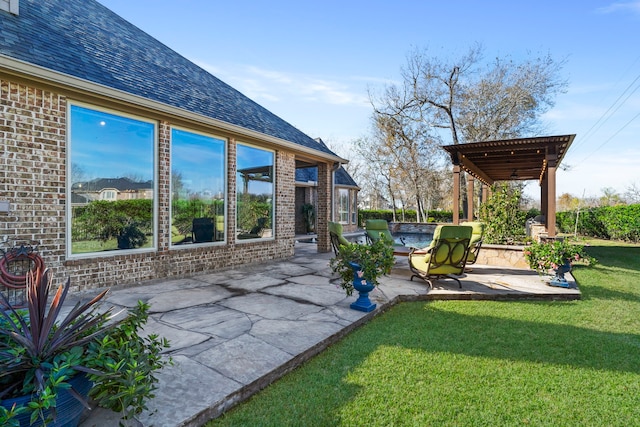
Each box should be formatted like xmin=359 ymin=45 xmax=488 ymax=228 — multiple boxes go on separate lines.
xmin=599 ymin=187 xmax=624 ymax=207
xmin=557 ymin=193 xmax=581 ymax=212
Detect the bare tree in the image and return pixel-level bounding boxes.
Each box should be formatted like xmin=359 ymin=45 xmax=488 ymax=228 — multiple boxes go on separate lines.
xmin=624 ymin=182 xmax=640 ymax=204
xmin=391 ymin=44 xmax=567 ymax=144
xmin=368 ymin=44 xmax=567 ymax=214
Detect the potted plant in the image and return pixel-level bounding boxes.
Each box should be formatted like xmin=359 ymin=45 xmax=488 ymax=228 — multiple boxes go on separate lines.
xmin=301 ymin=203 xmax=316 ymax=234
xmin=523 ymin=238 xmax=597 ymax=287
xmin=329 ymin=236 xmax=395 ymax=312
xmin=0 ymin=269 xmax=171 ymax=426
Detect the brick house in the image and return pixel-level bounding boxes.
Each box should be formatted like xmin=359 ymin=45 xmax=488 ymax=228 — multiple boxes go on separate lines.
xmin=295 ymin=165 xmax=360 ymax=235
xmin=0 ymin=0 xmax=349 ymax=291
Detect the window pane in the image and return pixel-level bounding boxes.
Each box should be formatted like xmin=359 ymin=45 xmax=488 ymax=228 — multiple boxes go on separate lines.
xmin=338 ymin=188 xmax=349 ymax=223
xmin=171 ymin=129 xmax=226 ymax=245
xmin=69 ymin=105 xmax=155 ymax=254
xmin=351 ymin=190 xmax=357 ymax=224
xmin=236 ymin=144 xmax=274 ymax=240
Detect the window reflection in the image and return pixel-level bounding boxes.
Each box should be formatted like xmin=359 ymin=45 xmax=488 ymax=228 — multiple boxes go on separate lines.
xmin=236 ymin=144 xmax=274 ymax=240
xmin=171 ymin=129 xmax=226 ymax=245
xmin=69 ymin=105 xmax=155 ymax=254
xmin=338 ymin=188 xmax=349 ymax=223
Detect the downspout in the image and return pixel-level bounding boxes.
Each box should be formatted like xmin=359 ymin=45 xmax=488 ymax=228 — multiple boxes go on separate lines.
xmin=331 ymin=162 xmax=341 ymax=222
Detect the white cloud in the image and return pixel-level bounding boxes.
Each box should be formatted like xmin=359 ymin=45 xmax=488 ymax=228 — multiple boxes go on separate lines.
xmin=195 ymin=60 xmax=370 ymax=108
xmin=596 ymin=1 xmax=640 ymax=14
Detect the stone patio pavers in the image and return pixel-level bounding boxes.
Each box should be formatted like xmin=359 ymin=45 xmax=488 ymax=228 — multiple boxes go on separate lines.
xmin=193 ymin=334 xmax=293 ymax=385
xmin=80 ymin=242 xmax=579 ymax=427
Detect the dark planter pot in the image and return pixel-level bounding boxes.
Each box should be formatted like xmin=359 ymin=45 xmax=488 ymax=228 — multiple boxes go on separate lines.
xmin=1 ymin=374 xmax=92 ymax=427
xmin=348 ymin=262 xmax=376 ymax=312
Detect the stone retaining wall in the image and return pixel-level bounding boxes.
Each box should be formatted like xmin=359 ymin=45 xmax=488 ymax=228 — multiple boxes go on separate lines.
xmin=476 ymin=244 xmax=529 ymax=269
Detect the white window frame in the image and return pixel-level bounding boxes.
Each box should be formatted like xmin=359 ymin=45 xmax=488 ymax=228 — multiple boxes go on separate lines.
xmin=169 ymin=126 xmax=228 ymax=248
xmin=66 ymin=101 xmax=158 ymax=259
xmin=235 ymin=142 xmax=276 ymax=242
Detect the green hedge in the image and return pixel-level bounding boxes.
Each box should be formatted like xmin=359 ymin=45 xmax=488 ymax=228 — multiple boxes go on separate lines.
xmin=358 ymin=209 xmax=454 ymax=227
xmin=557 ymin=204 xmax=640 ymax=242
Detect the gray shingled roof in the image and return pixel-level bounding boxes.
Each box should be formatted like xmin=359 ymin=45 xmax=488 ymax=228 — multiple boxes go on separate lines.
xmin=295 ymin=167 xmax=359 ymax=188
xmin=0 ymin=0 xmax=338 ymax=157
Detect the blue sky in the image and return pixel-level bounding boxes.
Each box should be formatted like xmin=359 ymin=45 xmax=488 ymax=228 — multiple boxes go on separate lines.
xmin=98 ymin=0 xmax=640 ymax=200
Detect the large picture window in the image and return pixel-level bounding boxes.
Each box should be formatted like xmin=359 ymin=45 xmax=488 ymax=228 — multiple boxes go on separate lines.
xmin=236 ymin=144 xmax=274 ymax=240
xmin=69 ymin=104 xmax=155 ymax=255
xmin=170 ymin=128 xmax=226 ymax=245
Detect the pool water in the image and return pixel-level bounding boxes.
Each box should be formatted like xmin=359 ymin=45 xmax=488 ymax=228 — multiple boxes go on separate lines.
xmin=393 ymin=232 xmax=433 ymax=249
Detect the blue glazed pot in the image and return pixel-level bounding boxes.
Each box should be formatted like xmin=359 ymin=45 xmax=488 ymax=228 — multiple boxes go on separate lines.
xmin=549 ymin=260 xmax=572 ymax=288
xmin=1 ymin=374 xmax=92 ymax=427
xmin=348 ymin=262 xmax=376 ymax=312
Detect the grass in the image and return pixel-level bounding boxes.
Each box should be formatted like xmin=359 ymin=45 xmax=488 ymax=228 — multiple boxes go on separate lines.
xmin=208 ymin=240 xmax=640 ymax=426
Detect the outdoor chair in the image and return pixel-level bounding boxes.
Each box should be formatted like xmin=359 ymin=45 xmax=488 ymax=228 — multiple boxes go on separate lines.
xmin=191 ymin=217 xmax=214 ymax=243
xmin=329 ymin=221 xmax=351 ymax=255
xmin=365 ymin=219 xmax=406 ymax=246
xmin=215 ymin=215 xmax=225 ymax=241
xmin=237 ymin=217 xmax=267 ymax=240
xmin=460 ymin=221 xmax=485 ymax=265
xmin=408 ymin=225 xmax=472 ymax=288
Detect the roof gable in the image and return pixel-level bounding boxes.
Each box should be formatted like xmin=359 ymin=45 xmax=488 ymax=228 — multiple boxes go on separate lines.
xmin=295 ymin=166 xmax=359 ymax=188
xmin=0 ymin=0 xmax=337 ymax=158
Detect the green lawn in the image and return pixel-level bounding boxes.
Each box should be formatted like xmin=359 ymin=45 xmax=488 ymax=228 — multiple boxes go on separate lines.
xmin=209 ymin=240 xmax=640 ymax=426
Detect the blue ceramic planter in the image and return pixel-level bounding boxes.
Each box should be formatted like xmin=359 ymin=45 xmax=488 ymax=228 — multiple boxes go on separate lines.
xmin=1 ymin=374 xmax=92 ymax=427
xmin=549 ymin=260 xmax=572 ymax=288
xmin=349 ymin=262 xmax=376 ymax=312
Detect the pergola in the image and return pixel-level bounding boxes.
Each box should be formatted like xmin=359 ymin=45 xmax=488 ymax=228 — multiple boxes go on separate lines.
xmin=441 ymin=134 xmax=575 ymax=237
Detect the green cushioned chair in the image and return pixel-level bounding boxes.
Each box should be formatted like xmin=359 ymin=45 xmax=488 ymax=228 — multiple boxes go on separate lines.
xmin=461 ymin=221 xmax=485 ymax=265
xmin=329 ymin=221 xmax=351 ymax=255
xmin=365 ymin=219 xmax=405 ymax=246
xmin=408 ymin=225 xmax=473 ymax=288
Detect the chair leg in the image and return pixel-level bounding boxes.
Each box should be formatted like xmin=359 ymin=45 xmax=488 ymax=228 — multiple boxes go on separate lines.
xmin=446 ymin=275 xmax=462 ymax=289
xmin=410 ymin=273 xmax=434 ymax=289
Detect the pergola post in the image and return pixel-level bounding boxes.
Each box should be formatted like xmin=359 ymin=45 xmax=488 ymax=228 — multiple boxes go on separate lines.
xmin=540 ymin=175 xmax=548 ymax=222
xmin=546 ymin=155 xmax=557 ymax=237
xmin=481 ymin=184 xmax=488 ymax=206
xmin=453 ymin=165 xmax=461 ymax=225
xmin=466 ymin=174 xmax=475 ymax=221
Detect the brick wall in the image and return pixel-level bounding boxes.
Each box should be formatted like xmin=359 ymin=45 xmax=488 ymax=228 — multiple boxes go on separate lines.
xmin=0 ymin=79 xmax=67 ymax=277
xmin=1 ymin=77 xmax=300 ymax=291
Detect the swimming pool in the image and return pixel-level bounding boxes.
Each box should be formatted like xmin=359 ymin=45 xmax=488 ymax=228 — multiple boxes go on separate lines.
xmin=393 ymin=232 xmax=433 ymax=249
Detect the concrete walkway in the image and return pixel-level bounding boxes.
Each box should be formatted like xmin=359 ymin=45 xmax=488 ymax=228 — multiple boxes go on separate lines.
xmin=79 ymin=242 xmax=579 ymax=427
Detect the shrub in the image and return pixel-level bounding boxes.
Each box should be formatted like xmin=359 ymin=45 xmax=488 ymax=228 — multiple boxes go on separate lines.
xmin=478 ymin=183 xmax=526 ymax=244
